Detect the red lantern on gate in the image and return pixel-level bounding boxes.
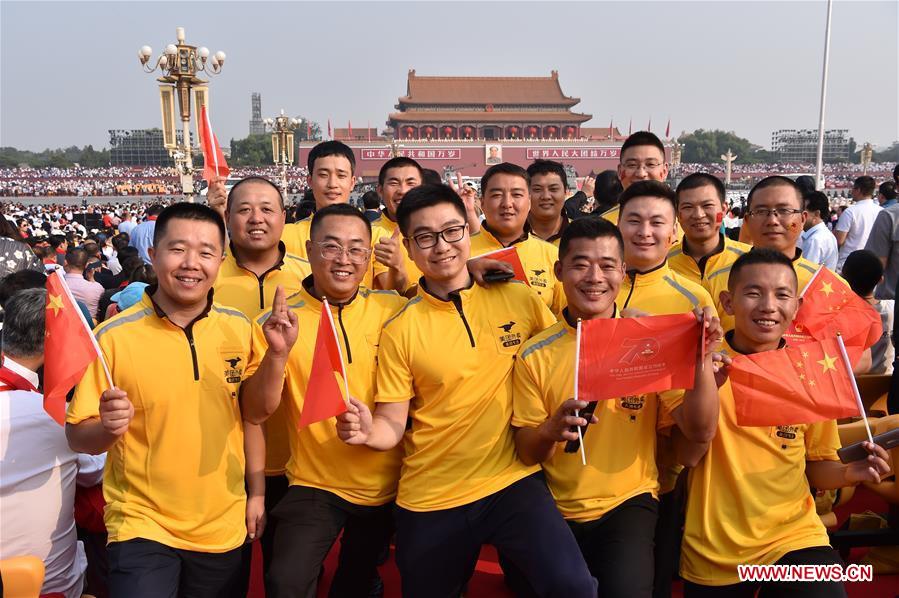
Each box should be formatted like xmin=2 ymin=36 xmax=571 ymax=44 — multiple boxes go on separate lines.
xmin=405 ymin=126 xmax=414 ymax=139
xmin=528 ymin=126 xmax=538 ymax=138
xmin=509 ymin=126 xmax=519 ymax=138
xmin=424 ymin=126 xmax=434 ymax=138
xmin=463 ymin=126 xmax=473 ymax=138
xmin=565 ymin=126 xmax=576 ymax=139
xmin=443 ymin=126 xmax=452 ymax=138
xmin=547 ymin=126 xmax=558 ymax=137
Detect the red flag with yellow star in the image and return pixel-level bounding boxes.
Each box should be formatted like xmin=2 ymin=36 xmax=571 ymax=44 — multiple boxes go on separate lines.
xmin=786 ymin=266 xmax=881 ymax=362
xmin=44 ymin=269 xmax=101 ymax=425
xmin=729 ymin=336 xmax=859 ymax=426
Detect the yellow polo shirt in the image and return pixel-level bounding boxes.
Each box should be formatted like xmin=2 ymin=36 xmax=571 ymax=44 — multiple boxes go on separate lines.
xmin=617 ymin=262 xmax=716 ymax=315
xmin=281 ymin=217 xmax=312 ymax=259
xmin=512 ymin=314 xmax=684 ymax=522
xmin=680 ymin=337 xmax=840 ymax=586
xmin=704 ymin=250 xmax=846 ymax=333
xmin=470 ymin=225 xmax=565 ymax=313
xmin=213 ymin=242 xmax=310 ymax=475
xmin=247 ymin=284 xmax=406 ymax=505
xmin=370 ymin=213 xmax=422 ymax=292
xmin=376 ymin=280 xmax=556 ymax=511
xmin=68 ymin=289 xmax=251 ymax=552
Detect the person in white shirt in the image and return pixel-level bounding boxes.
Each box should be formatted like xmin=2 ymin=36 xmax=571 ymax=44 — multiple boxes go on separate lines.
xmin=800 ymin=191 xmax=838 ymax=271
xmin=835 ymin=176 xmax=881 ymax=272
xmin=0 ymin=288 xmax=105 ymax=598
xmin=117 ymin=212 xmax=137 ymax=236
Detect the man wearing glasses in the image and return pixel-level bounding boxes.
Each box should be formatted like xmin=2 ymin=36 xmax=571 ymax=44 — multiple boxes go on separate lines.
xmin=243 ymin=203 xmax=407 ymax=597
xmin=336 ymin=184 xmax=595 ymax=597
xmin=600 ymin=131 xmax=671 ymax=225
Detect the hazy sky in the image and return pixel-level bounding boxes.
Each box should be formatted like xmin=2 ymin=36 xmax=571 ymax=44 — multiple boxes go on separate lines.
xmin=1 ymin=0 xmax=897 ymax=152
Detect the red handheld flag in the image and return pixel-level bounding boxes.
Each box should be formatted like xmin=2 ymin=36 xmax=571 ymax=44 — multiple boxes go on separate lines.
xmin=475 ymin=246 xmax=530 ymax=286
xmin=578 ymin=313 xmax=700 ymax=401
xmin=785 ymin=267 xmax=881 ymax=363
xmin=729 ymin=336 xmax=859 ymax=426
xmin=44 ymin=269 xmax=101 ymax=425
xmin=199 ymin=105 xmax=230 ymax=183
xmin=299 ymin=301 xmax=348 ymax=427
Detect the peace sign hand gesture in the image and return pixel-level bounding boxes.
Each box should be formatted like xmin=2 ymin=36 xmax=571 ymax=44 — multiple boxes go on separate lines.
xmin=263 ymin=286 xmax=299 ymax=357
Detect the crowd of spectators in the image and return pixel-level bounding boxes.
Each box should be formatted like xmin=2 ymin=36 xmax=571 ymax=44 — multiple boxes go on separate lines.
xmin=0 ymin=165 xmax=309 ymax=197
xmin=678 ymin=161 xmax=896 ymax=188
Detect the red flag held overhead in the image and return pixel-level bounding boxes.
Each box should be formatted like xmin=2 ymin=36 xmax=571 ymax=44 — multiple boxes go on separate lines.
xmin=44 ymin=269 xmax=102 ymax=425
xmin=199 ymin=105 xmax=230 ymax=182
xmin=299 ymin=301 xmax=349 ymax=427
xmin=578 ymin=313 xmax=700 ymax=401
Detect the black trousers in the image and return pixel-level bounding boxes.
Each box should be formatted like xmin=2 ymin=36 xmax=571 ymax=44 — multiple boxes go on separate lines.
xmin=653 ymin=472 xmax=688 ymax=598
xmin=261 ymin=473 xmax=290 ymax=573
xmin=394 ymin=472 xmax=596 ymax=598
xmin=265 ymin=485 xmax=393 ymax=598
xmin=683 ymin=546 xmax=848 ymax=598
xmin=502 ymin=492 xmax=658 ymax=598
xmin=569 ymin=492 xmax=658 ymax=597
xmin=107 ymin=538 xmax=243 ymax=598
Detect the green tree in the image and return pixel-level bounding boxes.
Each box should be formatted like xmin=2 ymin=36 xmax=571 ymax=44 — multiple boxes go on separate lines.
xmin=874 ymin=141 xmax=899 ymax=163
xmin=228 ymin=134 xmax=274 ymax=166
xmin=677 ymin=129 xmax=771 ymax=164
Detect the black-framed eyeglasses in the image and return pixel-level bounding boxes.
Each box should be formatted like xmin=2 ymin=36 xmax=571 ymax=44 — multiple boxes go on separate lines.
xmin=315 ymin=241 xmax=371 ymax=264
xmin=747 ymin=207 xmax=803 ymax=219
xmin=412 ymin=224 xmax=468 ymax=249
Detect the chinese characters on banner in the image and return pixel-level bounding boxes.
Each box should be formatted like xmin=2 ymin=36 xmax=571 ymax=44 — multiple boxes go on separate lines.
xmin=360 ymin=148 xmax=462 ymax=160
xmin=526 ymin=147 xmax=620 ymax=160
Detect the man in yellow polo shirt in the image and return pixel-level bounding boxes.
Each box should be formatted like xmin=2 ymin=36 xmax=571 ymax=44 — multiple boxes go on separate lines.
xmin=281 ymin=141 xmax=356 ymax=259
xmin=614 ymin=179 xmax=716 ymax=598
xmin=526 ymin=159 xmax=570 ymax=245
xmin=600 ymin=131 xmax=671 ymax=225
xmin=669 ymin=172 xmax=751 ymax=310
xmin=66 ymin=203 xmax=297 ymax=597
xmin=681 ymin=248 xmax=890 ymax=596
xmin=243 ymin=204 xmax=406 ymax=597
xmin=336 ymin=184 xmax=595 ymax=597
xmin=470 ymin=162 xmax=565 ymax=312
xmin=213 ymin=175 xmax=310 ymax=582
xmin=370 ymin=156 xmax=424 ymax=293
xmin=513 ymin=216 xmax=720 ymax=597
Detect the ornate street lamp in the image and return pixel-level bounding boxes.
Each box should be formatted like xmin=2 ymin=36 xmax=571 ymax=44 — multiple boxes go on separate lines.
xmin=264 ymin=110 xmax=300 ymax=196
xmin=138 ymin=27 xmax=226 ymax=201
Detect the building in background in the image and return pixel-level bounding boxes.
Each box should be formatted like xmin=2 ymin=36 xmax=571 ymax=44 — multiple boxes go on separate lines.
xmin=771 ymin=129 xmax=850 ymax=162
xmin=249 ymin=92 xmax=265 ymax=135
xmin=109 ymin=129 xmax=187 ymax=167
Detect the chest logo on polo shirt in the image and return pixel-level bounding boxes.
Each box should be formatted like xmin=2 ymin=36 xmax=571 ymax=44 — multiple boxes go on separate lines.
xmin=775 ymin=425 xmax=799 ymax=440
xmin=497 ymin=321 xmax=522 ymax=348
xmin=620 ymin=337 xmax=660 ymax=364
xmin=529 ymin=269 xmax=548 ymax=288
xmin=224 ymin=356 xmax=244 ymax=383
xmin=619 ymin=395 xmax=646 ymax=411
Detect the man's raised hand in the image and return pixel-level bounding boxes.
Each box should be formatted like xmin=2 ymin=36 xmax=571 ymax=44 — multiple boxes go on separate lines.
xmin=263 ymin=285 xmax=298 ymax=357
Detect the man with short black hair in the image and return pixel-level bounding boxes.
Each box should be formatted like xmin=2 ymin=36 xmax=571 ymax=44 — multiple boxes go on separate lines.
xmin=67 ymin=202 xmax=298 ymax=598
xmin=336 ymin=184 xmax=595 ymax=598
xmin=370 ymin=157 xmax=424 ymax=293
xmin=878 ymin=181 xmax=897 ymax=208
xmin=600 ymin=132 xmax=670 ymax=225
xmin=834 ymin=175 xmax=880 ymax=271
xmin=281 ymin=141 xmax=357 ymax=259
xmin=801 ymin=191 xmax=838 ymax=270
xmin=64 ymin=247 xmax=104 ymax=320
xmin=526 ymin=159 xmax=570 ymax=245
xmin=470 ymin=162 xmax=565 ymax=311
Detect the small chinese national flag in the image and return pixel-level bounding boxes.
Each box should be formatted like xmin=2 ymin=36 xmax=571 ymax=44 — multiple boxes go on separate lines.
xmin=299 ymin=301 xmax=348 ymax=427
xmin=199 ymin=105 xmax=230 ymax=182
xmin=729 ymin=337 xmax=859 ymax=426
xmin=785 ymin=266 xmax=881 ymax=363
xmin=578 ymin=313 xmax=700 ymax=401
xmin=475 ymin=246 xmax=530 ymax=286
xmin=44 ymin=269 xmax=101 ymax=425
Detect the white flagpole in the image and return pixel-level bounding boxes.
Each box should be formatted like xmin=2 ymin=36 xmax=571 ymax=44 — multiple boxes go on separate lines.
xmin=573 ymin=319 xmax=587 ymax=466
xmin=836 ymin=334 xmax=874 ymax=445
xmin=51 ymin=267 xmax=114 ymax=389
xmin=205 ymin=107 xmax=220 ymax=175
xmin=814 ymin=0 xmax=834 ymax=191
xmin=322 ymin=298 xmax=350 ymax=406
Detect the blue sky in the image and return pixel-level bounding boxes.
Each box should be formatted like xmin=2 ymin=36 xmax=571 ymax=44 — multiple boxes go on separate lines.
xmin=1 ymin=1 xmax=896 ymax=152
